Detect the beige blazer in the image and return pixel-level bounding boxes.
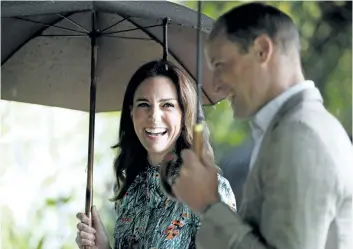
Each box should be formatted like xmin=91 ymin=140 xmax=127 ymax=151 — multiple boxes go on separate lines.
xmin=196 ymin=87 xmax=353 ymax=249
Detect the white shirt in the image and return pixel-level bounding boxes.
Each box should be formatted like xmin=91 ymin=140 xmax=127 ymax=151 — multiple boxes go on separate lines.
xmin=249 ymin=80 xmax=317 ymax=169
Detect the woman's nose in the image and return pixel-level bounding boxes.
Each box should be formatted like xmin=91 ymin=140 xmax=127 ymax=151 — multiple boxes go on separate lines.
xmin=149 ymin=106 xmax=162 ymax=123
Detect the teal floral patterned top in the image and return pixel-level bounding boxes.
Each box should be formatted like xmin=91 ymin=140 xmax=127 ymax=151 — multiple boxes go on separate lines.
xmin=113 ymin=165 xmax=236 ymax=249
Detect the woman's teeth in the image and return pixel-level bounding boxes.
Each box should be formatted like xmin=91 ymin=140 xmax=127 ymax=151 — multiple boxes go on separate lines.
xmin=145 ymin=128 xmax=167 ymax=136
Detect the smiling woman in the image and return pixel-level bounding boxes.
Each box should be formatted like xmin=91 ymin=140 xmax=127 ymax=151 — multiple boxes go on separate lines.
xmin=74 ymin=59 xmax=236 ymax=249
xmin=131 ymin=75 xmax=183 ymax=166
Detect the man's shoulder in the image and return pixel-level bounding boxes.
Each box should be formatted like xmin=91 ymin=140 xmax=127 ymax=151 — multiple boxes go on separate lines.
xmin=263 ymin=103 xmax=352 ymax=174
xmin=273 ymin=100 xmax=346 ymax=141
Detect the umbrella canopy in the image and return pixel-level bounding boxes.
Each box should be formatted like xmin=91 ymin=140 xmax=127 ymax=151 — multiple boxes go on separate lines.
xmin=1 ymin=0 xmax=224 ymax=112
xmin=1 ymin=0 xmax=220 ymax=224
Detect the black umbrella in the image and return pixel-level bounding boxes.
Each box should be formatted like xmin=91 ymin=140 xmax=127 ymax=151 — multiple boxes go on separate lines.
xmin=1 ymin=1 xmax=223 ymax=110
xmin=1 ymin=0 xmax=225 ymax=237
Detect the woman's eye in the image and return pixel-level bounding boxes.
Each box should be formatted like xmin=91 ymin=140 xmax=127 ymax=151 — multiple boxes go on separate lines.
xmin=163 ymin=103 xmax=174 ymax=108
xmin=137 ymin=103 xmax=149 ymax=108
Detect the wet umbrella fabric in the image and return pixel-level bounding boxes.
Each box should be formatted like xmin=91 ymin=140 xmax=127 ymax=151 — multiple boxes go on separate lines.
xmin=1 ymin=1 xmax=225 ymax=112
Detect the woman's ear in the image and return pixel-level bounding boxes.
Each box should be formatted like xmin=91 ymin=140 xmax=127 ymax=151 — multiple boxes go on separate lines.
xmin=130 ymin=105 xmax=133 ymax=118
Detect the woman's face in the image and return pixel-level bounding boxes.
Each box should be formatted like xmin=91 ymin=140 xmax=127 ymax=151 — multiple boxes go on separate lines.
xmin=131 ymin=76 xmax=182 ymax=162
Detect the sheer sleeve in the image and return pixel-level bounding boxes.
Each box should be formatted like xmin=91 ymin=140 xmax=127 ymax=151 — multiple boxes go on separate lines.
xmin=217 ymin=174 xmax=237 ymax=212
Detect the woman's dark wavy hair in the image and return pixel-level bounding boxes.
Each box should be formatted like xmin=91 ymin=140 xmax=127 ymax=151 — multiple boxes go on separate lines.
xmin=110 ymin=60 xmax=218 ymax=201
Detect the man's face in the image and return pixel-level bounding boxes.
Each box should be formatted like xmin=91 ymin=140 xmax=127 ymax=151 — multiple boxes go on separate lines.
xmin=205 ymin=33 xmax=269 ymax=119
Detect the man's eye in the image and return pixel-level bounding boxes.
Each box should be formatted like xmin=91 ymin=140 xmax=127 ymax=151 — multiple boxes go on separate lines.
xmin=215 ymin=63 xmax=222 ymax=68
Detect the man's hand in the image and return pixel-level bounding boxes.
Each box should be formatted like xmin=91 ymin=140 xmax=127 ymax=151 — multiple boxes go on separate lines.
xmin=172 ymin=149 xmax=220 ymax=214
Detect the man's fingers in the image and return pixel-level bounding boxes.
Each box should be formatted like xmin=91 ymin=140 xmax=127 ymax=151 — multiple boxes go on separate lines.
xmin=201 ymin=148 xmax=214 ymax=169
xmin=181 ymin=149 xmax=199 ymax=167
xmin=181 ymin=149 xmax=212 ymax=169
xmin=77 ymin=222 xmax=96 ymax=234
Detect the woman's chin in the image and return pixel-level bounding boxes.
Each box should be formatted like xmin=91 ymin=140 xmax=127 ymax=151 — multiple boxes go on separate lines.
xmin=145 ymin=145 xmax=175 ymax=157
xmin=147 ymin=147 xmax=169 ymax=155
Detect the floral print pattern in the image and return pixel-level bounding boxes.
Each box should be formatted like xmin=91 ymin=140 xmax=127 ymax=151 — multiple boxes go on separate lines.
xmin=113 ymin=165 xmax=236 ymax=249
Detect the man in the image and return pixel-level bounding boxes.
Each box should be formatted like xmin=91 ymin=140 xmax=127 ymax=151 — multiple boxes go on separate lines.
xmin=172 ymin=3 xmax=353 ymax=249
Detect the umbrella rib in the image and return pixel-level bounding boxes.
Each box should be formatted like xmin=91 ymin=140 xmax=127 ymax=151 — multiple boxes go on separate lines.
xmin=38 ymin=34 xmax=88 ymax=37
xmin=102 ymin=35 xmax=152 ymax=40
xmin=102 ymin=24 xmax=162 ymax=35
xmin=13 ymin=17 xmax=88 ymax=34
xmin=126 ymin=19 xmax=215 ymax=105
xmin=100 ymin=17 xmax=130 ymax=34
xmin=56 ymin=14 xmax=90 ymax=33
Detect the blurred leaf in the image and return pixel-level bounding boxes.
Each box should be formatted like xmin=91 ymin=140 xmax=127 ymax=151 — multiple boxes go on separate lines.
xmin=46 ymin=198 xmax=57 ymax=206
xmin=303 ymin=1 xmax=322 ymax=19
xmin=45 ymin=196 xmax=71 ymax=206
xmin=36 ymin=237 xmax=44 ymax=249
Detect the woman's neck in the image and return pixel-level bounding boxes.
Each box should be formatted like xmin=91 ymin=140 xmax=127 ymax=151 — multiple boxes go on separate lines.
xmin=147 ymin=154 xmax=164 ymax=167
xmin=148 ymin=149 xmax=176 ymax=167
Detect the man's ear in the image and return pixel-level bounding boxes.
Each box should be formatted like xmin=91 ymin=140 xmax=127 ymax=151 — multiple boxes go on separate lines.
xmin=253 ymin=34 xmax=273 ymax=65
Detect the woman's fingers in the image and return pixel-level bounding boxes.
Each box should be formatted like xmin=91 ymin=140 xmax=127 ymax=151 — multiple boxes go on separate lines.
xmin=75 ymin=232 xmax=95 ymax=247
xmin=77 ymin=222 xmax=96 ymax=234
xmin=76 ymin=212 xmax=91 ymax=225
xmin=75 ymin=208 xmax=109 ymax=249
xmin=78 ymin=230 xmax=96 ymax=241
xmin=75 ymin=231 xmax=96 ymax=247
xmin=91 ymin=206 xmax=105 ymax=232
xmin=76 ymin=212 xmax=96 ymax=234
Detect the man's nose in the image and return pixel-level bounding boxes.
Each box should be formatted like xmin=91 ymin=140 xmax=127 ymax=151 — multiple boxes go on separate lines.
xmin=212 ymin=75 xmax=226 ymax=94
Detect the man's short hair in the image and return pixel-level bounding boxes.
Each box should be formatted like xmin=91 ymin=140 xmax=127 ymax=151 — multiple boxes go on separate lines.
xmin=209 ymin=2 xmax=300 ymax=54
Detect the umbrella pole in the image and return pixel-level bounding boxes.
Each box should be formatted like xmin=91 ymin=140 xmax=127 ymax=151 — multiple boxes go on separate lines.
xmin=84 ymin=11 xmax=98 ymax=249
xmin=192 ymin=0 xmax=204 ymax=158
xmin=163 ymin=17 xmax=170 ymax=61
xmin=159 ymin=0 xmax=204 ymax=200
